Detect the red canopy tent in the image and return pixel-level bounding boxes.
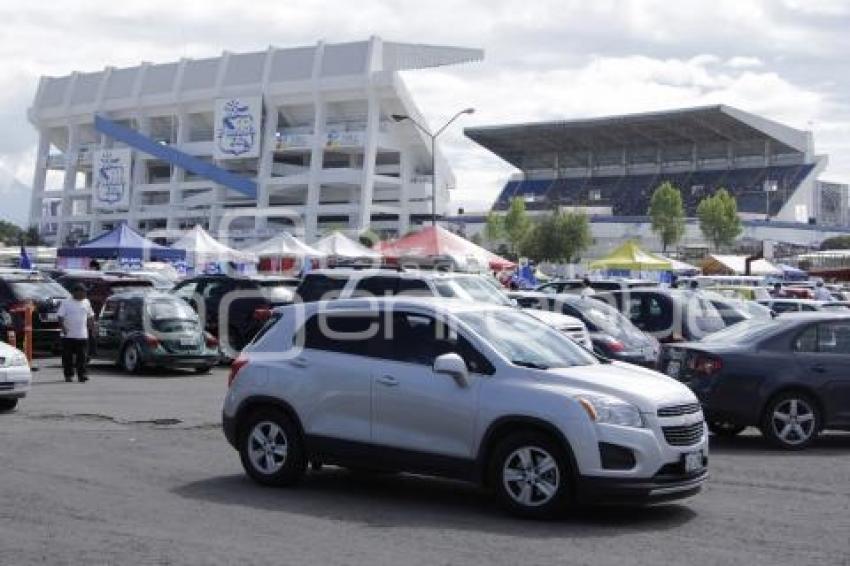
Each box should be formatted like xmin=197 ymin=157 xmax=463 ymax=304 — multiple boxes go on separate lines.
xmin=377 ymin=226 xmax=514 ymax=272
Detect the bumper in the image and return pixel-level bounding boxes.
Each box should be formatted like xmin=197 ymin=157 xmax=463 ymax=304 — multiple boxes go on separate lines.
xmin=576 ymin=469 xmax=708 ymax=505
xmin=223 ymin=412 xmax=237 ymax=448
xmin=141 ymin=351 xmax=219 ymax=369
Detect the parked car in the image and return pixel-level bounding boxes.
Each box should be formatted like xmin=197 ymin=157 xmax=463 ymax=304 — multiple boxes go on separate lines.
xmin=171 ymin=274 xmax=300 ymax=351
xmin=57 ymin=272 xmax=154 ymax=317
xmin=521 ymin=308 xmax=593 ymax=349
xmin=509 ymin=291 xmax=659 ymax=367
xmin=93 ymin=291 xmax=220 ymax=373
xmin=712 ymin=286 xmax=772 ymax=302
xmin=104 ymin=270 xmax=176 ymax=291
xmin=295 ymin=269 xmax=592 ymax=345
xmin=659 ymin=313 xmax=850 ymax=449
xmin=0 ymin=341 xmax=31 ymax=411
xmin=594 ymin=289 xmax=734 ymax=343
xmin=224 ymin=297 xmax=708 ymax=518
xmin=758 ymin=298 xmax=847 ymax=314
xmin=536 ymin=278 xmax=656 ymax=295
xmin=0 ymin=269 xmax=69 ymax=353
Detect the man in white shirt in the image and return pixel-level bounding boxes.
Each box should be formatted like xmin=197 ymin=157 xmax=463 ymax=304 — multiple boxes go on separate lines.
xmin=813 ymin=281 xmax=833 ymax=302
xmin=57 ymin=284 xmax=95 ymax=383
xmin=579 ymin=277 xmax=596 ymax=297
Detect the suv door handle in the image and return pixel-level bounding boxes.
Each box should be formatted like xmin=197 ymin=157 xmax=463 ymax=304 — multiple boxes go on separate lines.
xmin=810 ymin=364 xmax=827 ymax=373
xmin=376 ymin=375 xmax=399 ymax=387
xmin=288 ymin=357 xmax=309 ymax=368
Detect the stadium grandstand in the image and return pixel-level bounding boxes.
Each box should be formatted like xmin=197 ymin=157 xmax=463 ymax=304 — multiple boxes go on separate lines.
xmin=465 ymin=105 xmax=846 ymax=226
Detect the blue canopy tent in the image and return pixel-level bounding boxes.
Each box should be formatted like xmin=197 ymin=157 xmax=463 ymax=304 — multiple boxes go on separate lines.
xmin=57 ymin=224 xmax=185 ymax=268
xmin=777 ymin=263 xmax=808 ymax=282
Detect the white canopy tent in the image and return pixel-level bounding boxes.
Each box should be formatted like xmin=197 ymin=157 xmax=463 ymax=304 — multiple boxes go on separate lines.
xmin=313 ymin=231 xmax=382 ymax=260
xmin=171 ymin=225 xmax=257 ymax=272
xmin=243 ymin=232 xmax=326 ymax=273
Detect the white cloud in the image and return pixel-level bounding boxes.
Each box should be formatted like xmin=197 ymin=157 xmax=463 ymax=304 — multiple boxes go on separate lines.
xmin=726 ymin=56 xmax=764 ymax=69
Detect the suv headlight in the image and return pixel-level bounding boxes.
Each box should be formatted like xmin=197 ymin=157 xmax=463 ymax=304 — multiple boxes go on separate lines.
xmin=576 ymin=394 xmax=644 ymax=428
xmin=0 ymin=351 xmax=28 ymax=368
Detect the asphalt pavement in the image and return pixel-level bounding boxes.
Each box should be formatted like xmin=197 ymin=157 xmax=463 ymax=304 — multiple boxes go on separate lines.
xmin=0 ymin=359 xmax=848 ymax=566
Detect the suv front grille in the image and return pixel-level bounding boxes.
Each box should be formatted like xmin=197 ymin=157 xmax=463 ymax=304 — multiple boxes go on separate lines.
xmin=662 ymin=421 xmax=705 ymax=446
xmin=658 ymin=403 xmax=701 ymax=417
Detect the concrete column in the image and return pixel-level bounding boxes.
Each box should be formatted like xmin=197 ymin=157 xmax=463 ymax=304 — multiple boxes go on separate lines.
xmin=29 ymin=130 xmax=50 ymax=231
xmin=255 ymin=100 xmax=279 ymax=237
xmin=304 ymin=40 xmax=327 ymax=242
xmin=354 ymin=90 xmax=380 ymax=231
xmin=397 ymin=148 xmax=411 ymax=235
xmin=57 ymin=124 xmax=80 ymax=245
xmin=128 ymin=114 xmax=150 ymax=230
xmin=167 ymin=109 xmax=187 ymax=231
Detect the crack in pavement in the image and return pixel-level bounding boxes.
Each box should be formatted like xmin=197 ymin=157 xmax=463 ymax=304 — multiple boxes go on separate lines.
xmin=21 ymin=412 xmax=220 ymax=430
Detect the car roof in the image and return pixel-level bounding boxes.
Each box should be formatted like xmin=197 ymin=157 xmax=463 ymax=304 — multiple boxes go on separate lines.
xmin=274 ymin=295 xmax=508 ymax=316
xmin=60 ymin=272 xmax=151 ymax=283
xmin=761 ymin=298 xmax=821 ymax=304
xmin=772 ymin=311 xmax=850 ymax=321
xmin=106 ymin=289 xmax=170 ymax=301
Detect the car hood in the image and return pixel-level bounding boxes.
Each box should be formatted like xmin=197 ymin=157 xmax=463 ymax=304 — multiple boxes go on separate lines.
xmin=535 ymin=361 xmax=697 ymax=412
xmin=521 ymin=308 xmax=584 ymax=329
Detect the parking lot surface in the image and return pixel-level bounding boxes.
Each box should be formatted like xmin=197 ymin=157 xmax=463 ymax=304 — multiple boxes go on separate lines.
xmin=0 ymin=360 xmax=848 ymax=566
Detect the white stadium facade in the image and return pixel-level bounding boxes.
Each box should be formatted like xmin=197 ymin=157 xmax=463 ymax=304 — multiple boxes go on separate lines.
xmin=460 ymin=106 xmax=850 ymax=254
xmin=28 ymin=36 xmax=482 ymax=246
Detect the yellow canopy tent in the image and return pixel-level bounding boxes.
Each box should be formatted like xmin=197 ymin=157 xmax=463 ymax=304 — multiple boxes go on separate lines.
xmin=589 ymin=241 xmax=672 ymax=271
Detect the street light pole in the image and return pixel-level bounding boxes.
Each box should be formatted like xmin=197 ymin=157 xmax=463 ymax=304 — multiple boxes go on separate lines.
xmin=392 ymin=108 xmax=474 ymax=227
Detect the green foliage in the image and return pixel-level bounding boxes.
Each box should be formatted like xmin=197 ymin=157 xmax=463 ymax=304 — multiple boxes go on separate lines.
xmin=469 ymin=232 xmax=483 ymax=246
xmin=697 ymin=188 xmax=742 ymax=251
xmin=503 ymin=198 xmax=531 ymax=252
xmin=0 ymin=221 xmax=43 ymax=246
xmin=519 ymin=210 xmax=591 ymax=263
xmin=648 ymin=182 xmax=685 ymax=252
xmin=484 ymin=211 xmax=504 ymax=243
xmin=820 ymin=235 xmax=850 ymax=251
xmin=358 ymin=228 xmax=380 ymax=248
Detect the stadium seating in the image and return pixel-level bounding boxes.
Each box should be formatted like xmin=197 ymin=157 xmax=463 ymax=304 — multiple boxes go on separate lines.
xmin=493 ymin=164 xmax=815 ymax=216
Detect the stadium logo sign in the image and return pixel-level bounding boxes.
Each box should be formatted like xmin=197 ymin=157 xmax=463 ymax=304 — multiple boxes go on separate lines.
xmin=215 ymin=97 xmax=261 ymax=159
xmin=93 ymin=148 xmax=132 ymax=210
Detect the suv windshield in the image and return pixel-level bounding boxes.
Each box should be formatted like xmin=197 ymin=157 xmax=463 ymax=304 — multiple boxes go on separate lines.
xmin=10 ymin=279 xmax=69 ymax=300
xmin=435 ymin=277 xmax=512 ymax=306
xmin=571 ymin=299 xmax=640 ymax=339
xmin=701 ymin=318 xmax=782 ymax=344
xmin=458 ymin=310 xmax=597 ymax=369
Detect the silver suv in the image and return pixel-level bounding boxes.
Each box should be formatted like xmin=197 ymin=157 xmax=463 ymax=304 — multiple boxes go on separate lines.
xmin=222 ymin=297 xmax=708 ymax=518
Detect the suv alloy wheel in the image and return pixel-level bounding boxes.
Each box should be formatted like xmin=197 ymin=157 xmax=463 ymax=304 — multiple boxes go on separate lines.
xmin=239 ymin=409 xmax=306 ymax=486
xmin=760 ymin=392 xmax=820 ymax=450
xmin=489 ymin=431 xmax=572 ymax=518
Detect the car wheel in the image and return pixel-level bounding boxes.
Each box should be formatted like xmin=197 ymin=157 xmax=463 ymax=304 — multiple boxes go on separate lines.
xmin=489 ymin=432 xmax=572 ymax=519
xmin=239 ymin=409 xmax=306 ymax=487
xmin=708 ymin=421 xmax=746 ymax=437
xmin=194 ymin=365 xmax=213 ymax=374
xmin=121 ymin=343 xmax=143 ymax=374
xmin=760 ymin=392 xmax=820 ymax=450
xmin=0 ymin=398 xmax=18 ymax=412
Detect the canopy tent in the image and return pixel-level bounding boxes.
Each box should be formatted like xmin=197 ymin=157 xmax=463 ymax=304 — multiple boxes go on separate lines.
xmin=57 ymin=224 xmax=185 ymax=266
xmin=377 ymin=226 xmax=514 ymax=272
xmin=242 ymin=232 xmax=326 ymax=273
xmin=314 ymin=231 xmax=382 ymax=260
xmin=700 ymin=254 xmax=782 ymax=276
xmin=171 ymin=225 xmax=256 ymax=271
xmin=589 ymin=241 xmax=671 ymax=271
xmin=777 ymin=263 xmax=808 ymax=281
xmin=657 ymin=255 xmax=701 ymax=275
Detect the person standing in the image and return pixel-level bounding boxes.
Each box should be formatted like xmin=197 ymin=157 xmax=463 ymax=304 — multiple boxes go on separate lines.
xmin=580 ymin=277 xmax=596 ymax=297
xmin=57 ymin=284 xmax=95 ymax=383
xmin=813 ymin=281 xmax=833 ymax=301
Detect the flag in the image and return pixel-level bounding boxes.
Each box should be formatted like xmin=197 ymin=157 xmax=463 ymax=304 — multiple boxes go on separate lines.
xmin=19 ymin=246 xmax=32 ymax=270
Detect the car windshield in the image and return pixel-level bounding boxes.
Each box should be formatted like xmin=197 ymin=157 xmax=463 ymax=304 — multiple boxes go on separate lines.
xmin=458 ymin=309 xmax=598 ymax=369
xmin=259 ymin=281 xmax=297 ymax=303
xmin=701 ymin=318 xmax=781 ymax=344
xmin=435 ymin=277 xmax=512 ymax=306
xmin=146 ymin=298 xmax=197 ymax=321
xmin=10 ymin=279 xmax=70 ymax=300
xmin=570 ymin=298 xmax=640 ymax=339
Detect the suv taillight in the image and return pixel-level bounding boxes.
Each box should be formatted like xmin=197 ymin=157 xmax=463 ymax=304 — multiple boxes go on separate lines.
xmin=228 ymin=355 xmax=249 ymax=388
xmin=143 ymin=334 xmax=160 ymax=348
xmin=204 ymin=332 xmax=219 ymax=348
xmin=688 ymin=353 xmax=723 ymax=376
xmin=253 ymin=307 xmax=273 ymax=321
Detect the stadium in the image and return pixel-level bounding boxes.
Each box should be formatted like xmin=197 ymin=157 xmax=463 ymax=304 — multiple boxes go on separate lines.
xmin=463 ymin=105 xmax=850 ymax=253
xmin=27 ymin=36 xmax=483 ymax=247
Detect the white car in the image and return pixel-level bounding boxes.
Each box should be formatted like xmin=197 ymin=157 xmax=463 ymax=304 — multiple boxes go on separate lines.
xmin=0 ymin=342 xmax=31 ymax=411
xmin=521 ymin=308 xmax=593 ymax=348
xmin=223 ymin=297 xmax=708 ymax=518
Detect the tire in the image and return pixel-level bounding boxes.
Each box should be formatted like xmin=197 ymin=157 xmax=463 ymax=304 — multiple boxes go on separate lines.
xmin=194 ymin=365 xmax=213 ymax=374
xmin=120 ymin=343 xmax=143 ymax=374
xmin=708 ymin=421 xmax=746 ymax=437
xmin=760 ymin=392 xmax=820 ymax=450
xmin=0 ymin=398 xmax=18 ymax=412
xmin=239 ymin=409 xmax=306 ymax=487
xmin=489 ymin=431 xmax=572 ymax=519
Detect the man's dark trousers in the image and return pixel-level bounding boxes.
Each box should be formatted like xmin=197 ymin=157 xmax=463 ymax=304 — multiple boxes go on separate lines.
xmin=62 ymin=338 xmax=89 ymax=382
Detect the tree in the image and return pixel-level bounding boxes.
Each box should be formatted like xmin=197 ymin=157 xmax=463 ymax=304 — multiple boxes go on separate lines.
xmin=520 ymin=210 xmax=591 ymax=263
xmin=358 ymin=228 xmax=380 ymax=248
xmin=648 ymin=182 xmax=685 ymax=253
xmin=820 ymin=235 xmax=850 ymax=251
xmin=0 ymin=220 xmax=23 ymax=245
xmin=502 ymin=197 xmax=531 ymax=253
xmin=697 ymin=188 xmax=742 ymax=251
xmin=484 ymin=211 xmax=504 ymax=243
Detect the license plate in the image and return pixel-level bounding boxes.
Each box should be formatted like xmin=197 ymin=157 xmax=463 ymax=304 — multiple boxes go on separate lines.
xmin=42 ymin=313 xmax=59 ymax=322
xmin=179 ymin=337 xmax=196 ymax=346
xmin=684 ymin=451 xmax=704 ymax=473
xmin=666 ymin=360 xmax=681 ymax=378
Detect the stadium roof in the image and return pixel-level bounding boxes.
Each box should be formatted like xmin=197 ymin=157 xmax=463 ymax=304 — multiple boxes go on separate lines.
xmin=464 ymin=105 xmax=810 ymax=169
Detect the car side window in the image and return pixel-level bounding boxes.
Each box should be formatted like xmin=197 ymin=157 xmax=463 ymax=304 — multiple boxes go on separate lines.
xmin=794 ymin=325 xmax=818 ymax=352
xmin=396 ymin=278 xmax=432 ymax=297
xmin=299 ymin=313 xmax=380 ymax=357
xmin=203 ymin=280 xmax=231 ymax=300
xmin=384 ymin=312 xmax=494 ymax=374
xmin=816 ymin=322 xmax=850 ymax=354
xmin=100 ymin=299 xmax=118 ymax=321
xmin=352 ymin=276 xmax=398 ymax=298
xmin=298 ymin=275 xmax=347 ymax=302
xmin=173 ymin=281 xmax=198 ymax=300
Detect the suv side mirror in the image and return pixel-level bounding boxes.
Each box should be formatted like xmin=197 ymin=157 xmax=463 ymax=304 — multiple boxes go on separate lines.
xmin=433 ymin=352 xmax=469 ymax=387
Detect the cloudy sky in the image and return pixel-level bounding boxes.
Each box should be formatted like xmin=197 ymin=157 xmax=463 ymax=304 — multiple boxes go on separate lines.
xmin=1 ymin=0 xmax=849 ymax=225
